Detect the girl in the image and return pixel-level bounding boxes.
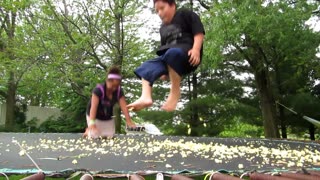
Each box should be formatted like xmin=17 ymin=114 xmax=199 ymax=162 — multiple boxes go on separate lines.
xmin=127 ymin=0 xmax=205 ymax=112
xmin=84 ymin=67 xmax=136 ymax=138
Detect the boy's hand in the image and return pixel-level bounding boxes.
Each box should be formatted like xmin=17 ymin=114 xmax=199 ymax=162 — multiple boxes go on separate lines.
xmin=188 ymin=48 xmax=201 ymax=66
xmin=160 ymin=75 xmax=168 ymax=81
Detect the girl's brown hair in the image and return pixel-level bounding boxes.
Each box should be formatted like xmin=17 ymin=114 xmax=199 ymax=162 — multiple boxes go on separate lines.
xmin=107 ymin=66 xmax=121 ymax=75
xmin=153 ymin=0 xmax=176 ymax=6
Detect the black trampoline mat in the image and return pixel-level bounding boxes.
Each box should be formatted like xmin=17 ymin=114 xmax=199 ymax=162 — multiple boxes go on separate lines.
xmin=0 ymin=133 xmax=320 ymax=174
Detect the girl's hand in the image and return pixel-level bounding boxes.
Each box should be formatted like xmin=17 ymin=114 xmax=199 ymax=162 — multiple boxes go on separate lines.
xmin=83 ymin=128 xmax=89 ymax=137
xmin=89 ymin=124 xmax=98 ymax=132
xmin=126 ymin=120 xmax=136 ymax=128
xmin=188 ymin=48 xmax=201 ymax=66
xmin=83 ymin=124 xmax=99 ymax=138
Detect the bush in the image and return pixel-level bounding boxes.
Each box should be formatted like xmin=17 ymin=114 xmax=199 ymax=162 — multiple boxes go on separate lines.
xmin=219 ymin=123 xmax=264 ymax=138
xmin=39 ymin=115 xmax=86 ymax=133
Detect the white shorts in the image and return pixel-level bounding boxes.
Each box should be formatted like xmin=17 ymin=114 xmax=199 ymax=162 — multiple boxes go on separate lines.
xmin=86 ymin=116 xmax=115 ymax=138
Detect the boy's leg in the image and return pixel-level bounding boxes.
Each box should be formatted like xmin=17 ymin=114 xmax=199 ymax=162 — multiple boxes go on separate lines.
xmin=127 ymin=57 xmax=167 ymax=111
xmin=160 ymin=48 xmax=191 ymax=112
xmin=161 ymin=65 xmax=182 ymax=112
xmin=127 ymin=78 xmax=153 ymax=111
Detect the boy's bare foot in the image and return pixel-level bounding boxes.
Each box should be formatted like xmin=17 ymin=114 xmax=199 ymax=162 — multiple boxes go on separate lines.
xmin=127 ymin=98 xmax=153 ymax=111
xmin=161 ymin=92 xmax=180 ymax=112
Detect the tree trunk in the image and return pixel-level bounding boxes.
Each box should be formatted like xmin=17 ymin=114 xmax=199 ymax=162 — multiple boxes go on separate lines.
xmin=113 ymin=1 xmax=123 ymax=133
xmin=279 ymin=106 xmax=287 ymax=138
xmin=4 ymin=8 xmax=17 ymax=131
xmin=113 ymin=103 xmax=122 ymax=134
xmin=114 ymin=1 xmax=122 ymax=66
xmin=274 ymin=62 xmax=286 ymax=138
xmin=254 ymin=69 xmax=280 ymax=138
xmin=190 ymin=72 xmax=200 ymax=136
xmin=309 ymin=124 xmax=315 ymax=140
xmin=5 ymin=72 xmax=16 ymax=130
xmin=187 ymin=0 xmax=200 ymax=137
xmin=242 ymin=35 xmax=279 ymax=138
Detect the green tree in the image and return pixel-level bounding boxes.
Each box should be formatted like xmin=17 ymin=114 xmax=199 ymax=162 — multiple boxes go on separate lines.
xmin=20 ymin=0 xmax=151 ymax=132
xmin=0 ymin=0 xmax=45 ymax=130
xmin=205 ymin=0 xmax=320 ymax=138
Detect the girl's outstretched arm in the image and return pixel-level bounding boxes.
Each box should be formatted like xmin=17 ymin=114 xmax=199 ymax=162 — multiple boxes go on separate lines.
xmin=119 ymin=96 xmax=136 ymax=128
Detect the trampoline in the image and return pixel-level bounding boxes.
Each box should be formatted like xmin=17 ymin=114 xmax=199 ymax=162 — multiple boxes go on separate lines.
xmin=0 ymin=133 xmax=320 ymax=179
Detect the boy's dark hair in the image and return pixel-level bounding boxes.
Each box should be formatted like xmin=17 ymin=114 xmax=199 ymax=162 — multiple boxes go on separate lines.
xmin=153 ymin=0 xmax=176 ymax=6
xmin=107 ymin=66 xmax=121 ymax=75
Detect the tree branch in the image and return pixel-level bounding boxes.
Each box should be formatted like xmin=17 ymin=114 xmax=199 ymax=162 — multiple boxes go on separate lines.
xmin=197 ymin=0 xmax=211 ymax=10
xmin=223 ymin=61 xmax=252 ymax=73
xmin=86 ymin=43 xmax=108 ymax=70
xmin=255 ymin=43 xmax=270 ymax=68
xmin=15 ymin=58 xmax=40 ymax=85
xmin=233 ymin=43 xmax=255 ymax=68
xmin=57 ymin=68 xmax=87 ymax=99
xmin=45 ymin=0 xmax=77 ymax=44
xmin=23 ymin=11 xmax=48 ymax=49
xmin=0 ymin=15 xmax=8 ymax=35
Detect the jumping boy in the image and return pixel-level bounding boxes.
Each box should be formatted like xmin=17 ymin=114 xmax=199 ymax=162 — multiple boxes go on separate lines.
xmin=127 ymin=0 xmax=205 ymax=112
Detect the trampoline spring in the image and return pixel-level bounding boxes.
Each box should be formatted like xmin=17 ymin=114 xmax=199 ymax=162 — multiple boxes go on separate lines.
xmin=210 ymin=173 xmax=241 ymax=180
xmin=129 ymin=174 xmax=145 ymax=180
xmin=271 ymin=172 xmax=281 ymax=176
xmin=171 ymin=174 xmax=193 ymax=180
xmin=203 ymin=171 xmax=214 ymax=180
xmin=0 ymin=172 xmax=9 ymax=180
xmin=21 ymin=172 xmax=45 ymax=180
xmin=280 ymin=172 xmax=319 ymax=180
xmin=156 ymin=173 xmax=164 ymax=180
xmin=307 ymin=171 xmax=320 ymax=177
xmin=79 ymin=174 xmax=94 ymax=180
xmin=207 ymin=172 xmax=219 ymax=180
xmin=250 ymin=173 xmax=292 ymax=180
xmin=239 ymin=171 xmax=250 ymax=179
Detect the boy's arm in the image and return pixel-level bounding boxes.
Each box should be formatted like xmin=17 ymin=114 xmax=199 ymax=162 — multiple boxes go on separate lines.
xmin=187 ymin=10 xmax=205 ymax=66
xmin=188 ymin=33 xmax=204 ymax=66
xmin=193 ymin=33 xmax=204 ymax=52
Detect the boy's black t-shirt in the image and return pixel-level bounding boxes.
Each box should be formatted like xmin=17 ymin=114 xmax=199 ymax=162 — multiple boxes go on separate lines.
xmin=157 ymin=8 xmax=205 ymax=56
xmin=86 ymin=83 xmax=124 ymax=121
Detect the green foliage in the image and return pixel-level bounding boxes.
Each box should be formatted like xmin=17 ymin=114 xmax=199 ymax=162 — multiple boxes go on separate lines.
xmin=219 ymin=117 xmax=263 ymax=138
xmin=26 ymin=117 xmax=40 ymax=130
xmin=201 ymin=0 xmax=320 ymax=138
xmin=1 ymin=0 xmax=319 ymax=139
xmin=1 ymin=0 xmax=153 ymax=131
xmin=39 ymin=115 xmax=86 ymax=133
xmin=283 ymin=92 xmax=320 ymax=133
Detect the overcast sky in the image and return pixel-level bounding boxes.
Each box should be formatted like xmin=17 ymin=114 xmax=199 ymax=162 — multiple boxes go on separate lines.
xmin=137 ymin=0 xmax=162 ymax=41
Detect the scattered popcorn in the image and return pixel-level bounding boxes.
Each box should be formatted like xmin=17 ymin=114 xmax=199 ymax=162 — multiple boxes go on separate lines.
xmin=238 ymin=164 xmax=244 ymax=169
xmin=8 ymin=136 xmax=320 ymax=170
xmin=19 ymin=150 xmax=26 ymax=156
xmin=287 ymin=161 xmax=295 ymax=167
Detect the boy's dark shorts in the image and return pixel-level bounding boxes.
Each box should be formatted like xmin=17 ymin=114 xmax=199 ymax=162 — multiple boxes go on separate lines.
xmin=134 ymin=48 xmax=199 ymax=86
